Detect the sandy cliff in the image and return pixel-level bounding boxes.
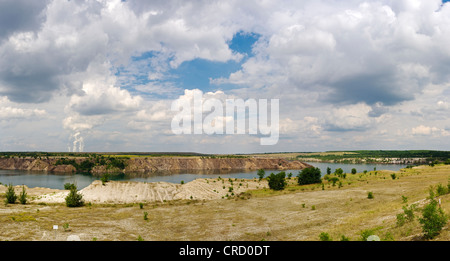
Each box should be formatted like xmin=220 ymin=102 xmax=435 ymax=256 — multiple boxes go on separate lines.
xmin=0 ymin=158 xmax=76 ymax=172
xmin=0 ymin=157 xmax=311 ymax=174
xmin=122 ymin=157 xmax=311 ymax=173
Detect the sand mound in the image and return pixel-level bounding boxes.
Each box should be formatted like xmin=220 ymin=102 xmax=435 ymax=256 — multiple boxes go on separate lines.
xmin=32 ymin=178 xmax=268 ymax=204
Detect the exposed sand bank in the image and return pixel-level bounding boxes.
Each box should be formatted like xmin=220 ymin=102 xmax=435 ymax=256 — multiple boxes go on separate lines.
xmin=28 ymin=178 xmax=268 ymax=204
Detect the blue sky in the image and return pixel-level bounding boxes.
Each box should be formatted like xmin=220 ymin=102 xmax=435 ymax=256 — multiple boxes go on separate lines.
xmin=117 ymin=31 xmax=261 ymax=97
xmin=1 ymin=0 xmax=450 ymax=153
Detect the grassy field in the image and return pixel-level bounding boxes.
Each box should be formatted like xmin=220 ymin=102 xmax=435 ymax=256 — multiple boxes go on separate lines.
xmin=0 ymin=164 xmax=449 ymax=241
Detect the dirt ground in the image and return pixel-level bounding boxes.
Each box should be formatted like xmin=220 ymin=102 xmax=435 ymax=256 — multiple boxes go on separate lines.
xmin=0 ymin=164 xmax=449 ymax=241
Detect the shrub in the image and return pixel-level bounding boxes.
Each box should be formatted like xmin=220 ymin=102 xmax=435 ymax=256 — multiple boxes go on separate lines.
xmin=340 ymin=235 xmax=350 ymax=241
xmin=101 ymin=173 xmax=110 ymax=185
xmin=267 ymin=172 xmax=287 ymax=190
xmin=298 ymin=167 xmax=322 ymax=185
xmin=257 ymin=169 xmax=265 ymax=180
xmin=63 ymin=223 xmax=70 ymax=232
xmin=401 ymin=195 xmax=408 ymax=204
xmin=5 ymin=184 xmax=17 ymax=204
xmin=65 ymin=185 xmax=84 ymax=207
xmin=329 ymin=177 xmax=339 ymax=186
xmin=64 ymin=183 xmax=76 ymax=190
xmin=367 ymin=192 xmax=374 ymax=199
xmin=334 ymin=168 xmax=343 ymax=176
xmin=391 ymin=173 xmax=397 ymax=180
xmin=19 ymin=186 xmax=27 ymax=205
xmin=396 ymin=204 xmax=416 ymax=227
xmin=419 ymin=198 xmax=448 ymax=239
xmin=435 ymin=183 xmax=448 ymax=196
xmin=326 ymin=167 xmax=331 ymax=175
xmin=144 ymin=212 xmax=149 ymax=221
xmin=351 ymin=168 xmax=357 ymax=175
xmin=319 ymin=232 xmax=332 ymax=241
xmin=359 ymin=228 xmax=376 ymax=241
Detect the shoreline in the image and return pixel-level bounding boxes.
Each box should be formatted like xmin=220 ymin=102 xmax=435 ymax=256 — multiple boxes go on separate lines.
xmin=1 ymin=177 xmax=271 ymax=204
xmin=1 ymin=165 xmax=408 ymax=205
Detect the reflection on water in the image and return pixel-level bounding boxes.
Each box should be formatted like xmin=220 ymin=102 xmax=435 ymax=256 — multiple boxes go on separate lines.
xmin=0 ymin=162 xmax=410 ymax=190
xmin=0 ymin=169 xmax=281 ymax=190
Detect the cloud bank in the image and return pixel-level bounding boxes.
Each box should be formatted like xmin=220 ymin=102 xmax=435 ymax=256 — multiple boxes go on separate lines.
xmin=0 ymin=0 xmax=449 ymax=152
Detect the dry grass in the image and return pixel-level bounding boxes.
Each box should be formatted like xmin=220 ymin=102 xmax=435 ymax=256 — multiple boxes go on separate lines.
xmin=0 ymin=164 xmax=449 ymax=241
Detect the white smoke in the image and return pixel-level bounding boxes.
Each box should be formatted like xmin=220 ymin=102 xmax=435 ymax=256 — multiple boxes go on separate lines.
xmin=68 ymin=132 xmax=84 ymax=152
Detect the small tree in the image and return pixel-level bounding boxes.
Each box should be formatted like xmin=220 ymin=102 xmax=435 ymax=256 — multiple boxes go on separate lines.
xmin=298 ymin=167 xmax=322 ymax=185
xmin=65 ymin=185 xmax=84 ymax=207
xmin=64 ymin=183 xmax=76 ymax=190
xmin=101 ymin=173 xmax=110 ymax=185
xmin=5 ymin=184 xmax=17 ymax=204
xmin=257 ymin=169 xmax=265 ymax=180
xmin=419 ymin=197 xmax=448 ymax=239
xmin=267 ymin=172 xmax=287 ymax=190
xmin=19 ymin=185 xmax=27 ymax=205
xmin=329 ymin=177 xmax=339 ymax=186
xmin=326 ymin=167 xmax=331 ymax=175
xmin=351 ymin=168 xmax=357 ymax=175
xmin=334 ymin=168 xmax=343 ymax=177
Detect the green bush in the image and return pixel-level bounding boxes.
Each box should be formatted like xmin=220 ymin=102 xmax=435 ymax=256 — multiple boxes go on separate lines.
xmin=401 ymin=195 xmax=408 ymax=204
xmin=329 ymin=177 xmax=339 ymax=186
xmin=367 ymin=192 xmax=374 ymax=199
xmin=436 ymin=183 xmax=448 ymax=196
xmin=65 ymin=185 xmax=84 ymax=207
xmin=267 ymin=172 xmax=287 ymax=190
xmin=19 ymin=186 xmax=27 ymax=205
xmin=319 ymin=232 xmax=332 ymax=241
xmin=351 ymin=168 xmax=357 ymax=175
xmin=64 ymin=183 xmax=76 ymax=190
xmin=5 ymin=184 xmax=17 ymax=204
xmin=257 ymin=169 xmax=265 ymax=180
xmin=419 ymin=198 xmax=448 ymax=239
xmin=297 ymin=167 xmax=322 ymax=185
xmin=101 ymin=173 xmax=110 ymax=185
xmin=340 ymin=235 xmax=350 ymax=241
xmin=396 ymin=204 xmax=416 ymax=227
xmin=359 ymin=228 xmax=376 ymax=241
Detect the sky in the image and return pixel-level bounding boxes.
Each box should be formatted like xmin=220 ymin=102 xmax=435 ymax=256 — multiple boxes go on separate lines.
xmin=1 ymin=0 xmax=450 ymax=154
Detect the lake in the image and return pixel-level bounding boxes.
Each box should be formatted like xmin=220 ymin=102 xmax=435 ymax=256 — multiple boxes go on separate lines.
xmin=0 ymin=162 xmax=409 ymax=190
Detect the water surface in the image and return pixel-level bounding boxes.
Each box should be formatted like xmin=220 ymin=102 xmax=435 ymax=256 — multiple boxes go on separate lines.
xmin=0 ymin=162 xmax=409 ymax=190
